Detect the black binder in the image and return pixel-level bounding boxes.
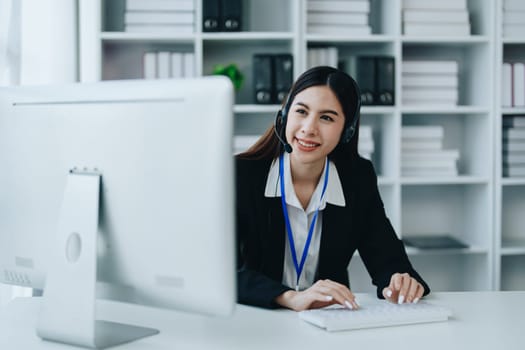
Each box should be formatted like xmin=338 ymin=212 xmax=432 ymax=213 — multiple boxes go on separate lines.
xmin=375 ymin=56 xmax=395 ymax=105
xmin=273 ymin=54 xmax=294 ymax=104
xmin=203 ymin=0 xmax=220 ymax=32
xmin=222 ymin=0 xmax=242 ymax=32
xmin=253 ymin=54 xmax=274 ymax=104
xmin=355 ymin=56 xmax=376 ymax=105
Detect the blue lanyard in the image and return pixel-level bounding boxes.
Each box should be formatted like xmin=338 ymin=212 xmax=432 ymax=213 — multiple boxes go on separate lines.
xmin=279 ymin=154 xmax=330 ymax=291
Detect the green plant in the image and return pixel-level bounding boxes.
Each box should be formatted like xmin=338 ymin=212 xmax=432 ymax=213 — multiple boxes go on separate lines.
xmin=212 ymin=63 xmax=244 ymax=91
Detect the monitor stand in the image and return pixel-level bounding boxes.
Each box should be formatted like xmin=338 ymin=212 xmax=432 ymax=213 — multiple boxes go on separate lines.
xmin=36 ymin=171 xmax=158 ymax=349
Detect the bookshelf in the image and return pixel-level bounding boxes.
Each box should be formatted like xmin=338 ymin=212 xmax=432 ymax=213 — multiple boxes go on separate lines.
xmin=494 ymin=0 xmax=525 ymax=291
xmin=79 ymin=0 xmax=524 ymax=293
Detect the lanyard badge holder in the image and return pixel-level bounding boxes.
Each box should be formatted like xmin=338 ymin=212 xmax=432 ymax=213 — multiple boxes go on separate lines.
xmin=279 ymin=154 xmax=329 ymax=291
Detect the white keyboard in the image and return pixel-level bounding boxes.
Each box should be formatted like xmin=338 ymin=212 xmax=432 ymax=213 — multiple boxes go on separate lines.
xmin=299 ymin=300 xmax=452 ymax=331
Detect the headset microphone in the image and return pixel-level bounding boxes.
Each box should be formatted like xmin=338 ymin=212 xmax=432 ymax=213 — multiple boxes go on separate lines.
xmin=274 ymin=110 xmax=293 ymax=153
xmin=273 ymin=123 xmax=293 ymax=153
xmin=280 ymin=137 xmax=293 ymax=153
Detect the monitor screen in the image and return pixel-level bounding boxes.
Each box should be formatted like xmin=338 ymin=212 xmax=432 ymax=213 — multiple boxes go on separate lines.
xmin=0 ymin=77 xmax=236 ymax=348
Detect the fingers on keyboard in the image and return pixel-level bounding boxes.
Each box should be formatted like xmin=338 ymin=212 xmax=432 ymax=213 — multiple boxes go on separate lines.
xmin=316 ymin=280 xmax=359 ymax=310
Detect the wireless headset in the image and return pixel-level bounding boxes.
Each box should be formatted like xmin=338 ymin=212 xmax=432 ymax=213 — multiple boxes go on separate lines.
xmin=273 ymin=73 xmax=362 ymax=153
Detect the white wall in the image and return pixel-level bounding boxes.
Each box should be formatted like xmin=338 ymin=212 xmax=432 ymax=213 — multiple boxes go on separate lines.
xmin=0 ymin=0 xmax=20 ymax=84
xmin=0 ymin=0 xmax=77 ymax=85
xmin=20 ymin=0 xmax=78 ymax=84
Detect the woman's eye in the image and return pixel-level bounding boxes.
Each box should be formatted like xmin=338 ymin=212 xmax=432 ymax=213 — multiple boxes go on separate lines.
xmin=321 ymin=115 xmax=334 ymax=122
xmin=295 ymin=109 xmax=307 ymax=115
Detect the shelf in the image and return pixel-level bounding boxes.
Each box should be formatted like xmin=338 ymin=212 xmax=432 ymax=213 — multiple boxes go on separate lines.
xmin=401 ymin=177 xmax=489 ymax=185
xmin=353 ymin=245 xmax=488 ymax=258
xmin=202 ymin=32 xmax=294 ymax=41
xmin=501 ymin=107 xmax=525 ymax=115
xmin=405 ymin=246 xmax=488 ymax=256
xmin=401 ymin=35 xmax=491 ymax=44
xmin=502 ymin=178 xmax=525 ymax=186
xmin=101 ymin=32 xmax=296 ymax=44
xmin=306 ymin=34 xmax=395 ymax=43
xmin=501 ymin=239 xmax=525 ymax=256
xmin=401 ymin=106 xmax=490 ymax=114
xmin=101 ymin=32 xmax=196 ymax=43
xmin=502 ymin=38 xmax=525 ymax=45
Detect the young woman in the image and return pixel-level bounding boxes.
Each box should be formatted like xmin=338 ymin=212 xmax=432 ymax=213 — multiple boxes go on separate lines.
xmin=236 ymin=66 xmax=429 ymax=311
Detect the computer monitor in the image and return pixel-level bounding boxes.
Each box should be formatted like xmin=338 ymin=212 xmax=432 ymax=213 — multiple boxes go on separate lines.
xmin=0 ymin=76 xmax=236 ymax=348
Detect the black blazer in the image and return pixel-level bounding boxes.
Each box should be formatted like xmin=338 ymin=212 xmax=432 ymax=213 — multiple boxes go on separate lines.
xmin=236 ymin=156 xmax=430 ymax=309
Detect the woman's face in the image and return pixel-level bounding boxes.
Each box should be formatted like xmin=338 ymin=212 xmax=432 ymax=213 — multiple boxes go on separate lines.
xmin=285 ymin=85 xmax=345 ymax=167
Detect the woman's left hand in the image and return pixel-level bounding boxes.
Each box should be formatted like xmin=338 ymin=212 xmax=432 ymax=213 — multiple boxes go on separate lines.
xmin=382 ymin=273 xmax=424 ymax=304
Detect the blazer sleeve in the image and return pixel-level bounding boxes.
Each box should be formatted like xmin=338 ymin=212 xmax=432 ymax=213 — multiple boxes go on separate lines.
xmin=235 ymin=158 xmax=292 ymax=309
xmin=355 ymin=159 xmax=430 ymax=299
xmin=237 ymin=269 xmax=291 ymax=309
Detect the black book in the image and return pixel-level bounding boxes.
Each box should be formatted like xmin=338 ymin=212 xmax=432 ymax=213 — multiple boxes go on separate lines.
xmin=253 ymin=54 xmax=274 ymax=104
xmin=375 ymin=56 xmax=395 ymax=105
xmin=403 ymin=235 xmax=469 ymax=250
xmin=221 ymin=0 xmax=242 ymax=32
xmin=273 ymin=54 xmax=294 ymax=104
xmin=355 ymin=56 xmax=376 ymax=105
xmin=203 ymin=0 xmax=220 ymax=32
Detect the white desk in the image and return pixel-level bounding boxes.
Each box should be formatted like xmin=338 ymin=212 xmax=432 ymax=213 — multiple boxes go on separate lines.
xmin=0 ymin=292 xmax=523 ymax=350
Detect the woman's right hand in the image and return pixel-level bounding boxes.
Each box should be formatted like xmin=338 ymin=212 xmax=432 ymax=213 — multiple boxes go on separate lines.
xmin=275 ymin=279 xmax=359 ymax=311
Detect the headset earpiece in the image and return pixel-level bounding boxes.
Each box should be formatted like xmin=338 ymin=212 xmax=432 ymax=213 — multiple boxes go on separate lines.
xmin=339 ymin=76 xmax=361 ymax=144
xmin=274 ymin=106 xmax=293 ymax=153
xmin=341 ymin=125 xmax=356 ymax=144
xmin=279 ymin=105 xmax=289 ymax=125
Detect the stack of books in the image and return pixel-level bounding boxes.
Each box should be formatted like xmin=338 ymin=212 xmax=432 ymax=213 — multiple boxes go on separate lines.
xmin=142 ymin=51 xmax=195 ymax=79
xmin=358 ymin=125 xmax=374 ymax=161
xmin=503 ymin=0 xmax=525 ymax=37
xmin=307 ymin=47 xmax=339 ymax=69
xmin=306 ymin=0 xmax=371 ymax=36
xmin=501 ymin=62 xmax=525 ymax=107
xmin=402 ymin=0 xmax=471 ymax=36
xmin=401 ymin=125 xmax=460 ymax=177
xmin=402 ymin=60 xmax=459 ymax=106
xmin=502 ymin=116 xmax=525 ymax=177
xmin=125 ymin=0 xmax=195 ymax=34
xmin=233 ymin=135 xmax=260 ymax=155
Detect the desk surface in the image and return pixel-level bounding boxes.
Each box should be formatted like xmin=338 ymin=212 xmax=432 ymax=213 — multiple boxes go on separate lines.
xmin=0 ymin=291 xmax=523 ymax=350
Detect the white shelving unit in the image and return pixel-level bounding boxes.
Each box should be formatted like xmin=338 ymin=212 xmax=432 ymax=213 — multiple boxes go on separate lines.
xmin=78 ymin=0 xmax=524 ymax=293
xmin=494 ymin=0 xmax=525 ymax=291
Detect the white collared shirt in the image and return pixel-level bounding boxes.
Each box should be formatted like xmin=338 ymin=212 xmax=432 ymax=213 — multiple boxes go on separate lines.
xmin=264 ymin=152 xmax=346 ymax=291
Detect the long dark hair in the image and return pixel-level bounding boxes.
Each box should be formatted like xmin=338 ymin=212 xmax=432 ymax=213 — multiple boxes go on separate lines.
xmin=238 ymin=66 xmax=361 ymax=166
